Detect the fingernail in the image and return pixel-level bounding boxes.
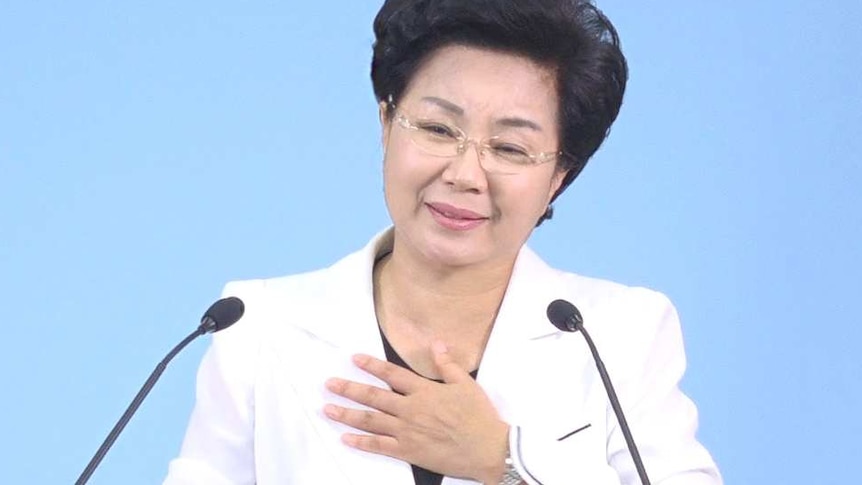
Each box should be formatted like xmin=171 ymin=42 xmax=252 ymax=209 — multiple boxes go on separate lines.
xmin=325 ymin=378 xmax=340 ymax=391
xmin=431 ymin=340 xmax=448 ymax=354
xmin=342 ymin=434 xmax=358 ymax=446
xmin=323 ymin=404 xmax=339 ymax=418
xmin=352 ymin=354 xmax=370 ymax=366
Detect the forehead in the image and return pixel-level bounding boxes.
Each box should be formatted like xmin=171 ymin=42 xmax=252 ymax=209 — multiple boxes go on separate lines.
xmin=401 ymin=45 xmax=559 ymax=128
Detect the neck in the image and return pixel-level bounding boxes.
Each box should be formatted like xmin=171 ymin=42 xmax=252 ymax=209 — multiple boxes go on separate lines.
xmin=372 ymin=237 xmax=517 ymax=376
xmin=374 ymin=247 xmax=511 ymax=378
xmin=379 ymin=239 xmax=515 ymax=329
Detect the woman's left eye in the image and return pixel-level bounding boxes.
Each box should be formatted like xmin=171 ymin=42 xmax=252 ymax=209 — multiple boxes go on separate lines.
xmin=492 ymin=143 xmax=530 ymax=157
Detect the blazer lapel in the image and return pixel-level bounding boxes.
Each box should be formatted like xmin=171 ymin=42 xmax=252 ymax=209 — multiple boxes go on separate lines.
xmin=476 ymin=245 xmax=600 ymax=441
xmin=268 ymin=229 xmax=415 ymax=484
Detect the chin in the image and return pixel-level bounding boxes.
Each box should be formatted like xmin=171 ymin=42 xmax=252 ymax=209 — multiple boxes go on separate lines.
xmin=393 ymin=214 xmax=518 ymax=269
xmin=416 ymin=229 xmax=499 ymax=268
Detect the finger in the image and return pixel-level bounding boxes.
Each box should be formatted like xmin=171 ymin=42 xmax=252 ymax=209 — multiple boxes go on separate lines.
xmin=431 ymin=341 xmax=471 ymax=384
xmin=342 ymin=433 xmax=402 ymax=459
xmin=323 ymin=404 xmax=400 ymax=436
xmin=326 ymin=377 xmax=402 ymax=415
xmin=352 ymin=353 xmax=425 ymax=394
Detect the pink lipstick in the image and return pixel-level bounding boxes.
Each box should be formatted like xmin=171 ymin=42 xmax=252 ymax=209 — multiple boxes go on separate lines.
xmin=426 ymin=202 xmax=488 ymax=231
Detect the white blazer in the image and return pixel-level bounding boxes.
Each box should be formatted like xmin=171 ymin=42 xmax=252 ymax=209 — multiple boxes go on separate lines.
xmin=164 ymin=230 xmax=721 ymax=484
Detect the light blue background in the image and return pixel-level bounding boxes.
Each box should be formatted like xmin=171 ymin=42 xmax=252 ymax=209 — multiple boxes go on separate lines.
xmin=1 ymin=1 xmax=859 ymax=483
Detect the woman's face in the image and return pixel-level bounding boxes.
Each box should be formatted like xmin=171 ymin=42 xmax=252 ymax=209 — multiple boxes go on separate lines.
xmin=381 ymin=44 xmax=566 ymax=270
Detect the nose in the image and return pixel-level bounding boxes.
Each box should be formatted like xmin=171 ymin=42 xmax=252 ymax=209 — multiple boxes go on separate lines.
xmin=441 ymin=139 xmax=489 ymax=192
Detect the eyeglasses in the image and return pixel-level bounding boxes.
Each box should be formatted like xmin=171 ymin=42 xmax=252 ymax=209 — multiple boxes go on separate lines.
xmin=392 ymin=112 xmax=562 ymax=175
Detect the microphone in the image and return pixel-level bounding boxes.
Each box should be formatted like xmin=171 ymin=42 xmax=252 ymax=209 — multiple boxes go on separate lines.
xmin=75 ymin=296 xmax=245 ymax=485
xmin=546 ymin=299 xmax=652 ymax=485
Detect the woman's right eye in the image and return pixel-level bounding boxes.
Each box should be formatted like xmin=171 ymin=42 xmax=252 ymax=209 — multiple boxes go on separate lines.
xmin=418 ymin=122 xmax=457 ymax=139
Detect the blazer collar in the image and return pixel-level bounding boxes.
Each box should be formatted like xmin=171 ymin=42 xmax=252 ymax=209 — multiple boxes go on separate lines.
xmin=492 ymin=245 xmax=567 ymax=342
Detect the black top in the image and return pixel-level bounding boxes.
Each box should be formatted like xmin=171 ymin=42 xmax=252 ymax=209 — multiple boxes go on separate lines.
xmin=379 ymin=329 xmax=479 ymax=485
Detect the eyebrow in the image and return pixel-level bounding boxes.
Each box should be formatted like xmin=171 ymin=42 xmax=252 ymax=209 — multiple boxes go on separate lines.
xmin=495 ymin=117 xmax=543 ymax=132
xmin=420 ymin=96 xmax=464 ymax=116
xmin=419 ymin=96 xmax=544 ymax=132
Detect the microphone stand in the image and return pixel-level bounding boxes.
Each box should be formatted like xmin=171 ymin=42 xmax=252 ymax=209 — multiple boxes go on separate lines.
xmin=576 ymin=321 xmax=651 ymax=485
xmin=75 ymin=326 xmax=206 ymax=485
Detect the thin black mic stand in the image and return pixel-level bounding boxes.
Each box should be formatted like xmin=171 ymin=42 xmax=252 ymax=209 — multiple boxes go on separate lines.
xmin=75 ymin=296 xmax=244 ymax=485
xmin=547 ymin=299 xmax=652 ymax=485
xmin=576 ymin=323 xmax=651 ymax=485
xmin=75 ymin=327 xmax=205 ymax=485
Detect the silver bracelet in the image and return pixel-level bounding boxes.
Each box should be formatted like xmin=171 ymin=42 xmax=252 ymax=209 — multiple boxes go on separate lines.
xmin=499 ymin=450 xmax=523 ymax=485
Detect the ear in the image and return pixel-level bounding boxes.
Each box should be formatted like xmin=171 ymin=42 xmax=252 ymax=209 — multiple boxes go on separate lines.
xmin=546 ymin=168 xmax=569 ymax=205
xmin=379 ymin=101 xmax=391 ymax=149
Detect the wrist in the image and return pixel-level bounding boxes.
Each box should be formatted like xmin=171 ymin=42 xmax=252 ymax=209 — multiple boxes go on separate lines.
xmin=496 ymin=425 xmax=525 ymax=485
xmin=477 ymin=422 xmax=511 ymax=485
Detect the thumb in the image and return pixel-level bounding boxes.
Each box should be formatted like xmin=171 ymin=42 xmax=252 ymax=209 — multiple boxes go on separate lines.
xmin=431 ymin=340 xmax=471 ymax=384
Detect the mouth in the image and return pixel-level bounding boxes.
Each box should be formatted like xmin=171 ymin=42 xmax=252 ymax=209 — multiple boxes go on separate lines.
xmin=426 ymin=202 xmax=488 ymax=231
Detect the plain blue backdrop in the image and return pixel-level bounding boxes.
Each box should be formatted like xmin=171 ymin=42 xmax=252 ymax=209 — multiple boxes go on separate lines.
xmin=1 ymin=1 xmax=859 ymax=483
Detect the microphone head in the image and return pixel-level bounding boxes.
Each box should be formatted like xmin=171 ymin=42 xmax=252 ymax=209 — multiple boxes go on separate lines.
xmin=546 ymin=299 xmax=583 ymax=333
xmin=200 ymin=296 xmax=245 ymax=333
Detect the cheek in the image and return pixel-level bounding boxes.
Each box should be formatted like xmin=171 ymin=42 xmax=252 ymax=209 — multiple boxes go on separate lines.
xmin=494 ymin=177 xmax=555 ymax=222
xmin=381 ymin=158 xmax=402 ymax=211
xmin=382 ymin=147 xmax=428 ymax=213
xmin=383 ymin=144 xmax=440 ymax=195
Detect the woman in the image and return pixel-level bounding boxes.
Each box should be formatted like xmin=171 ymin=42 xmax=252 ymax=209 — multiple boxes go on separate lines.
xmin=164 ymin=1 xmax=721 ymax=484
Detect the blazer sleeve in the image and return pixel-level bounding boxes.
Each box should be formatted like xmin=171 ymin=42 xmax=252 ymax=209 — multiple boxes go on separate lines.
xmin=162 ymin=281 xmax=262 ymax=485
xmin=510 ymin=288 xmax=722 ymax=485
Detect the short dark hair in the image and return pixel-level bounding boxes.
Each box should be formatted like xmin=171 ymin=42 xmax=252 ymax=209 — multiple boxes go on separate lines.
xmin=371 ymin=0 xmax=628 ymax=224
